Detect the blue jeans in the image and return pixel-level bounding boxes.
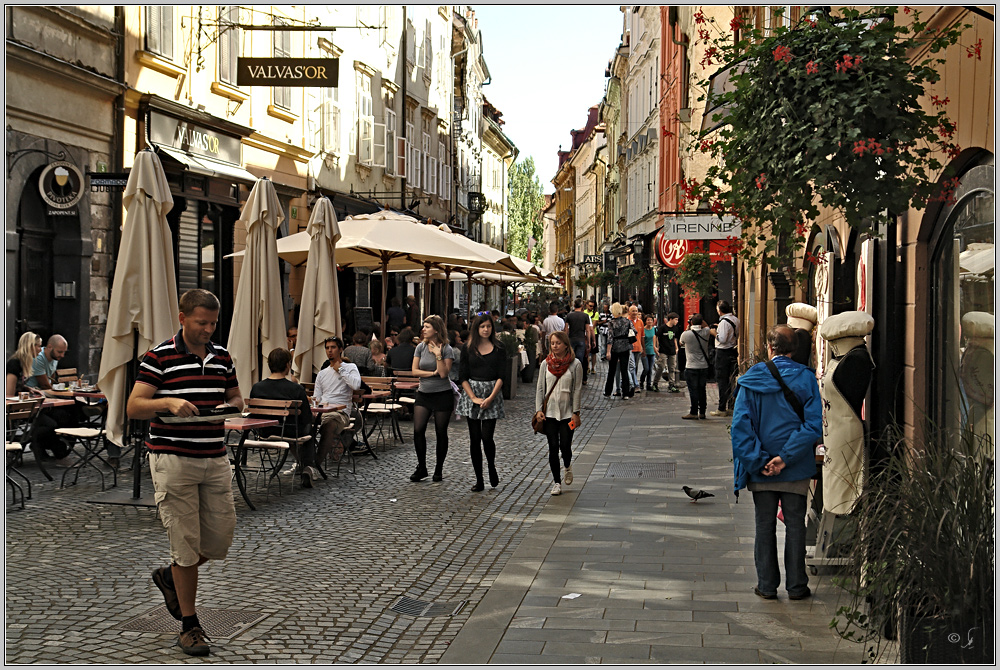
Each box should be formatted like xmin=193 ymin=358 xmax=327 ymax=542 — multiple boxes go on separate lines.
xmin=751 ymin=490 xmax=809 ymax=597
xmin=639 ymin=353 xmax=655 ymax=388
xmin=571 ymin=339 xmax=588 ymax=384
xmin=629 ymin=351 xmax=640 ymax=387
xmin=684 ymin=367 xmax=709 ymax=415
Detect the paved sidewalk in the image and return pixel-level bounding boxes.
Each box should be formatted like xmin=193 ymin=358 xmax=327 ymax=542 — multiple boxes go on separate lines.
xmin=442 ymin=380 xmax=867 ymax=664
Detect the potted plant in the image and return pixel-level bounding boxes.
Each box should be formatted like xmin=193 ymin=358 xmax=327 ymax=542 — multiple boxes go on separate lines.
xmin=497 ymin=332 xmax=520 ymax=399
xmin=520 ymin=325 xmax=538 ymax=383
xmin=832 ymin=423 xmax=994 ymax=663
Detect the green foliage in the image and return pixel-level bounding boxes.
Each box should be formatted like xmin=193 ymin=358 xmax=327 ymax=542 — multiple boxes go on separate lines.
xmin=507 ymin=156 xmax=546 ymax=261
xmin=676 ymin=251 xmax=715 ymax=298
xmin=831 ymin=423 xmax=994 ymax=662
xmin=689 ymin=6 xmax=968 ymax=275
xmin=618 ymin=266 xmax=650 ymax=293
xmin=497 ymin=332 xmax=519 ymax=358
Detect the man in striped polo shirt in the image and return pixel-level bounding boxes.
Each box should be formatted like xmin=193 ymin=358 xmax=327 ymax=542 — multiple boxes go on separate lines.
xmin=127 ymin=289 xmax=244 ymax=656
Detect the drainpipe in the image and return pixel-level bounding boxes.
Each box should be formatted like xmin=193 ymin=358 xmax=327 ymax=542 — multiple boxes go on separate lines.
xmin=400 ymin=6 xmax=407 ymax=208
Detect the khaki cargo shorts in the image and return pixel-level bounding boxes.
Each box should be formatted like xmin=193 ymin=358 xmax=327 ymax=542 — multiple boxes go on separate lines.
xmin=149 ymin=452 xmax=237 ymax=567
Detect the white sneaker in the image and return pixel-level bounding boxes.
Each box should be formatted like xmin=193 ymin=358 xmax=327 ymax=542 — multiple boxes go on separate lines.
xmin=282 ymin=464 xmax=298 ymax=476
xmin=550 ymin=483 xmax=562 ymax=496
xmin=564 ymin=466 xmax=573 ymax=486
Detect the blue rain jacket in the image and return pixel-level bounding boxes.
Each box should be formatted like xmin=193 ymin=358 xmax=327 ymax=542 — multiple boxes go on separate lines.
xmin=731 ymin=356 xmax=823 ymax=496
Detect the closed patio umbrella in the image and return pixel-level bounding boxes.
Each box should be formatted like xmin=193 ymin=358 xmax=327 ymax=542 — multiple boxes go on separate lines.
xmin=98 ymin=149 xmax=179 ymax=451
xmin=228 ymin=176 xmax=286 ymax=398
xmin=292 ymin=196 xmax=342 ymax=383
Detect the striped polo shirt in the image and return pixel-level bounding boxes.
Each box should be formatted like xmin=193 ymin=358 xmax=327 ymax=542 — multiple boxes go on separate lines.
xmin=136 ymin=330 xmax=239 ymax=458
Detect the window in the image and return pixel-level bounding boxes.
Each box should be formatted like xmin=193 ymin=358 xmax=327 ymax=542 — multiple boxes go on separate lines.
xmin=438 ymin=140 xmax=450 ymax=200
xmin=382 ymin=108 xmax=396 ymax=175
xmin=322 ymin=87 xmax=340 ymax=153
xmin=218 ymin=6 xmax=239 ymax=85
xmin=273 ymin=18 xmax=291 ymax=110
xmin=421 ymin=132 xmax=431 ymax=192
xmin=929 ymin=158 xmax=995 ymax=451
xmin=407 ymin=121 xmax=420 ymax=187
xmin=357 ymin=72 xmax=374 ymax=164
xmin=423 ymin=20 xmax=433 ymax=76
xmin=145 ymin=6 xmax=173 ymax=59
xmin=437 ymin=32 xmax=449 ymax=89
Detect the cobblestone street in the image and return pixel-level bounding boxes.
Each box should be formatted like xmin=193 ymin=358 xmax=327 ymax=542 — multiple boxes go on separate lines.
xmin=5 ymin=362 xmax=858 ymax=663
xmin=6 ymin=364 xmax=620 ymax=664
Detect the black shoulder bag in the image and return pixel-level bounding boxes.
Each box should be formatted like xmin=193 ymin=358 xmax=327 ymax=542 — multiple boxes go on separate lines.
xmin=763 ymin=359 xmax=804 ymax=423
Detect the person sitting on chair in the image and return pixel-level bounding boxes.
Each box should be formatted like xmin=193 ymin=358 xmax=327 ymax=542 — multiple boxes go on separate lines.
xmin=249 ymin=348 xmax=317 ymax=488
xmin=314 ymin=337 xmax=362 ymax=463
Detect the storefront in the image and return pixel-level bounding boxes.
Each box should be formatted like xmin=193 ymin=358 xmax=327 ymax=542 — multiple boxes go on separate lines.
xmin=135 ymin=95 xmax=257 ymax=344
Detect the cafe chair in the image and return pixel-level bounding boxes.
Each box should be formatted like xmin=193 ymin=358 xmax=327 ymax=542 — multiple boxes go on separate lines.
xmin=57 ymin=397 xmax=113 ymax=491
xmin=242 ymin=398 xmax=312 ymax=497
xmin=5 ymin=398 xmax=51 ymax=482
xmin=6 ymin=442 xmax=31 ymax=509
xmin=360 ymin=376 xmax=404 ymax=452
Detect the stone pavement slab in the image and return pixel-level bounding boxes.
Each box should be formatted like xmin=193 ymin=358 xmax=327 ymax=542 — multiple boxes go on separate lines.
xmin=441 ymin=375 xmax=871 ymax=664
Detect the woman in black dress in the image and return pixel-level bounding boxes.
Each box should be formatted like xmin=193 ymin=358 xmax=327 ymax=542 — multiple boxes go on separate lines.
xmin=410 ymin=315 xmax=455 ymax=482
xmin=456 ymin=314 xmax=506 ymax=491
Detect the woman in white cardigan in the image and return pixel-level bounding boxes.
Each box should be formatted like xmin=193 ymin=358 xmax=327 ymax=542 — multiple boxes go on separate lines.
xmin=534 ymin=330 xmax=583 ymax=496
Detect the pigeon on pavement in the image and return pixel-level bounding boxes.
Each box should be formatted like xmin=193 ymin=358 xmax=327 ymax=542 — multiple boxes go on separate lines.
xmin=682 ymin=486 xmax=715 ymax=502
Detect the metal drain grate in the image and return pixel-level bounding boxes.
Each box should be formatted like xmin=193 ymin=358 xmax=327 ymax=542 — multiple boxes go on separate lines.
xmin=389 ymin=596 xmax=467 ymax=618
xmin=119 ymin=606 xmax=268 ymax=639
xmin=604 ymin=462 xmax=677 ymax=479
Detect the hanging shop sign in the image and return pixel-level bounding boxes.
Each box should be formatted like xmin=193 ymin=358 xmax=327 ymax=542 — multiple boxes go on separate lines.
xmin=662 ymin=214 xmax=740 ymax=240
xmin=149 ymin=111 xmax=242 ymax=165
xmin=654 ymin=229 xmax=737 ymax=268
xmin=39 ymin=161 xmax=85 ymax=214
xmin=237 ymin=57 xmax=339 ymax=87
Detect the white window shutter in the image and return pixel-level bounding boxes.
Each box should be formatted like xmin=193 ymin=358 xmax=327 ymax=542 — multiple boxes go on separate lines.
xmin=428 ymin=157 xmax=437 ymax=195
xmin=359 ymin=116 xmax=374 ymax=164
xmin=443 ymin=163 xmax=451 ymax=200
xmin=373 ymin=122 xmax=387 ymax=168
xmin=396 ymin=136 xmax=407 ymax=178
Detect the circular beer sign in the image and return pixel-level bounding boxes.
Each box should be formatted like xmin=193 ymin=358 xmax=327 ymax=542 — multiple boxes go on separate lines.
xmin=38 ymin=161 xmax=85 ymax=209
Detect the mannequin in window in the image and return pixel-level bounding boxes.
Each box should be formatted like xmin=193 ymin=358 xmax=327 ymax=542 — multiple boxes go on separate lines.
xmin=818 ymin=311 xmax=874 ymax=515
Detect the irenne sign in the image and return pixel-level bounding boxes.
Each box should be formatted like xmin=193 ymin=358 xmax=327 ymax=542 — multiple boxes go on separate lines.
xmin=237 ymin=57 xmax=339 ymax=87
xmin=663 ymin=215 xmax=741 ymax=240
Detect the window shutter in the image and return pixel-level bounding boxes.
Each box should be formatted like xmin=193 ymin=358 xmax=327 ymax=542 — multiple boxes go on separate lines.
xmin=427 ymin=157 xmax=437 ymax=195
xmin=374 ymin=122 xmax=387 ymax=168
xmin=396 ymin=137 xmax=408 ymax=178
xmin=359 ymin=115 xmax=374 ymax=164
xmin=146 ymin=7 xmax=160 ymax=54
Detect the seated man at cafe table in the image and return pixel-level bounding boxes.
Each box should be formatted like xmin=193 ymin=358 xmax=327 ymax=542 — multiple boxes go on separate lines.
xmin=313 ymin=336 xmax=363 ymax=463
xmin=249 ymin=348 xmax=318 ymax=488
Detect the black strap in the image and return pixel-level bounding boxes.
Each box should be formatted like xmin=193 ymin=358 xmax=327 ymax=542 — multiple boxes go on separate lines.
xmin=692 ymin=331 xmax=711 ymax=361
xmin=764 ymin=359 xmax=805 ymax=423
xmin=718 ymin=316 xmax=737 ymax=347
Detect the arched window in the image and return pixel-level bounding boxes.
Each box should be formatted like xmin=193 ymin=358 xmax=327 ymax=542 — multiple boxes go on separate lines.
xmin=928 ymin=155 xmax=994 ymax=454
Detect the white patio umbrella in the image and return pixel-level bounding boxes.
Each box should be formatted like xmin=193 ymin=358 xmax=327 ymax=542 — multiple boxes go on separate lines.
xmin=292 ymin=196 xmax=342 ymax=383
xmin=227 ymin=176 xmax=286 ymax=398
xmin=97 ymin=149 xmax=178 ymax=452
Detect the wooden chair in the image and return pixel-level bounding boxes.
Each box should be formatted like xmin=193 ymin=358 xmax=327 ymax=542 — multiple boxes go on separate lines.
xmin=5 ymin=398 xmax=51 ymax=482
xmin=316 ymin=389 xmax=369 ymax=478
xmin=301 ymin=382 xmax=315 ymax=396
xmin=54 ymin=368 xmax=80 ymax=386
xmin=6 ymin=441 xmax=30 ymax=509
xmin=242 ymin=398 xmax=312 ymax=496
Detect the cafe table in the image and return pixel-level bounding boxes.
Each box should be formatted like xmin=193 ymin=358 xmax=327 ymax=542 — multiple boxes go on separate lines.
xmin=224 ymin=416 xmax=278 ymax=511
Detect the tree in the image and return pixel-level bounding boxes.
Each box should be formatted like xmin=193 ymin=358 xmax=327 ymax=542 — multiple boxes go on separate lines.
xmin=507 ymin=156 xmax=545 ymax=261
xmin=687 ymin=6 xmax=969 ymax=277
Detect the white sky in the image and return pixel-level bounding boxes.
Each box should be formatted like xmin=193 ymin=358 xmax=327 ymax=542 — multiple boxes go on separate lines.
xmin=472 ymin=5 xmax=625 ymax=194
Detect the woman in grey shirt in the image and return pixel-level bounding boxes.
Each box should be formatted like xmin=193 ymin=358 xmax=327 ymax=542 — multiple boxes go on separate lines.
xmin=679 ymin=313 xmax=712 ymax=420
xmin=410 ymin=315 xmax=455 ymax=483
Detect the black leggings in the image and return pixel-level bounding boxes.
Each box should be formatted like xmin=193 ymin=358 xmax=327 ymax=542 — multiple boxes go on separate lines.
xmin=413 ymin=405 xmax=451 ymax=474
xmin=543 ymin=417 xmax=573 ymax=483
xmin=467 ymin=418 xmax=498 ymax=483
xmin=605 ymin=350 xmax=633 ymax=397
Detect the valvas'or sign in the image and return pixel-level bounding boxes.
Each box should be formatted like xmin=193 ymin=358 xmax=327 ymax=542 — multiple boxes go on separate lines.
xmin=237 ymin=58 xmax=339 ymax=87
xmin=663 ymin=215 xmax=740 ymax=240
xmin=149 ymin=111 xmax=242 ymax=164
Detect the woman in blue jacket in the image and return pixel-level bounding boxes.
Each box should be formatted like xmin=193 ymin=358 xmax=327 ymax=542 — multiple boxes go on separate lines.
xmin=730 ymin=325 xmax=823 ymax=600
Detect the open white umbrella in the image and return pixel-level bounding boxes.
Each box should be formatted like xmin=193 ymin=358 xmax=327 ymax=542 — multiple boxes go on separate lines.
xmin=228 ymin=176 xmax=286 ymax=398
xmin=98 ymin=149 xmax=179 ymax=451
xmin=292 ymin=196 xmax=342 ymax=383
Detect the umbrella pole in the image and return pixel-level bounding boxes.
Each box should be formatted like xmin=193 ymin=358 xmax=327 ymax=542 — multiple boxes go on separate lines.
xmin=426 ymin=264 xmax=434 ymax=318
xmin=129 ymin=328 xmax=142 ymax=500
xmin=445 ymin=268 xmax=453 ymax=317
xmin=466 ymin=271 xmax=474 ymax=324
xmin=380 ymin=256 xmax=389 ymax=343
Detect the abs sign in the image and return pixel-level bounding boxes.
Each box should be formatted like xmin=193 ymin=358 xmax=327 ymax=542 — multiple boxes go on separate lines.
xmin=237 ymin=58 xmax=339 ymax=87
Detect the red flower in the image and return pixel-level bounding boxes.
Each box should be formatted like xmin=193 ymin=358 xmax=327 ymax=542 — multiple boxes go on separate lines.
xmin=755 ymin=173 xmax=767 ymax=189
xmin=710 ymin=199 xmax=725 ymax=214
xmin=694 ymin=9 xmax=706 ymax=25
xmin=967 ymin=38 xmax=982 ymax=60
xmin=806 ymin=18 xmax=817 ymax=27
xmin=772 ymin=45 xmax=793 ymax=63
xmin=945 ymin=144 xmax=962 ymax=160
xmin=930 ymin=95 xmax=950 ymax=107
xmin=805 ymin=60 xmax=819 ymax=74
xmin=938 ymin=122 xmax=956 ymax=140
xmin=852 ymin=140 xmax=867 ymax=156
xmin=903 ymin=6 xmax=911 ymax=14
xmin=699 ymin=139 xmax=714 ymax=152
xmin=662 ymin=126 xmax=675 ymax=139
xmin=795 ymin=220 xmax=807 ymax=237
xmin=729 ymin=16 xmax=746 ymax=32
xmin=698 ymin=28 xmax=710 ymax=42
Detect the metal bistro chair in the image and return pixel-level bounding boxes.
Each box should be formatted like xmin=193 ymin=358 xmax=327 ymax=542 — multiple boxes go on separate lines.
xmin=242 ymin=398 xmax=313 ymax=497
xmin=57 ymin=394 xmax=114 ymax=491
xmin=360 ymin=376 xmax=404 ymax=452
xmin=5 ymin=399 xmax=43 ymax=509
xmin=317 ymin=390 xmax=368 ymax=478
xmin=6 ymin=397 xmax=49 ymax=482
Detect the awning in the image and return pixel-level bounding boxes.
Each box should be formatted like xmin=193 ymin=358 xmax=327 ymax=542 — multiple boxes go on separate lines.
xmin=153 ymin=144 xmax=259 ymax=185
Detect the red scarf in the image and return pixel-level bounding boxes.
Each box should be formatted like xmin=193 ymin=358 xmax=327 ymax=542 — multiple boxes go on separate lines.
xmin=546 ymin=351 xmax=573 ymax=379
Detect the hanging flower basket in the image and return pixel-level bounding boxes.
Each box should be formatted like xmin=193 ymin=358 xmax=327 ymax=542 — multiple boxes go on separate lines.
xmin=677 ymin=251 xmax=715 ymax=298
